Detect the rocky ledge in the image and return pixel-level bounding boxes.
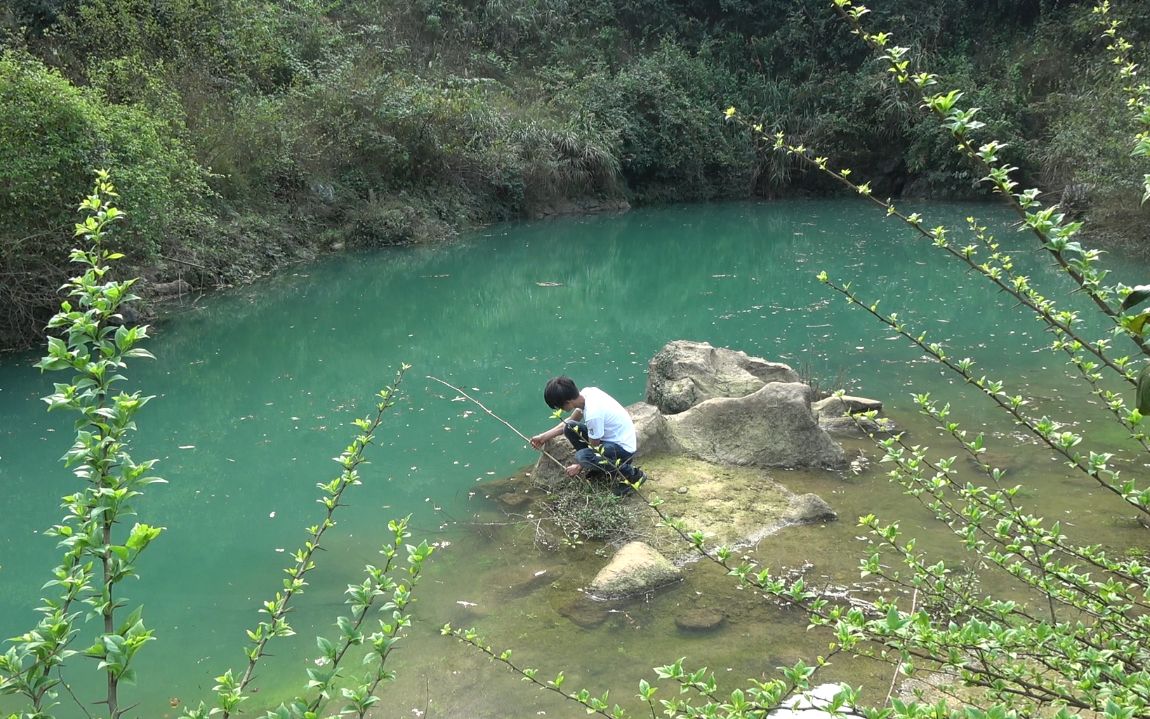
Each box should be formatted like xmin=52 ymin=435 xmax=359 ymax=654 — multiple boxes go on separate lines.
xmin=513 ymin=340 xmax=893 ymax=601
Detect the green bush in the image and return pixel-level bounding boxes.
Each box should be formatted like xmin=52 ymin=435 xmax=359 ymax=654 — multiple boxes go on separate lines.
xmin=0 ymin=51 xmax=211 ymax=348
xmin=559 ymin=40 xmax=757 ymax=202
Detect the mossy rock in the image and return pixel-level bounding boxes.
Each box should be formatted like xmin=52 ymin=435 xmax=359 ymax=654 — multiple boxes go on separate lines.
xmin=635 ymin=453 xmax=802 ymax=561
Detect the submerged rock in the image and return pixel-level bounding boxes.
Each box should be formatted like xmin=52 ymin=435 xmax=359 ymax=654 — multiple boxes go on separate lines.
xmin=646 ymin=340 xmax=801 ymax=415
xmin=674 ymin=607 xmax=726 ymax=632
xmin=588 ymin=541 xmax=682 ymax=599
xmin=496 ymin=491 xmax=534 ymax=509
xmin=501 ymin=566 xmax=562 ymax=598
xmin=554 ymin=595 xmax=610 ymax=628
xmin=785 ymin=493 xmax=838 ymax=524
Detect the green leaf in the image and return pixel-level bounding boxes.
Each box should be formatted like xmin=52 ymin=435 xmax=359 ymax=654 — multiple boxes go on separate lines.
xmin=1138 ymin=364 xmax=1150 ymax=415
xmin=1122 ymin=284 xmax=1150 ymax=311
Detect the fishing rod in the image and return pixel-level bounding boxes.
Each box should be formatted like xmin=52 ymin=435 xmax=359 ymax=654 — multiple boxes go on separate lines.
xmin=426 ymin=375 xmax=567 ymax=470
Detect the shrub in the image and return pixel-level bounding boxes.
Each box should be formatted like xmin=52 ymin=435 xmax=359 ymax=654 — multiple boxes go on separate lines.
xmin=0 ymin=52 xmax=210 ymax=348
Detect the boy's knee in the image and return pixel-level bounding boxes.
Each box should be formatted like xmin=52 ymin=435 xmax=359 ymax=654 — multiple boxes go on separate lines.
xmin=574 ymin=448 xmax=600 ymax=467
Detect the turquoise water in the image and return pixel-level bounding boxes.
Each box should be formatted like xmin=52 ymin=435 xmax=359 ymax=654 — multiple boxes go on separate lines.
xmin=1 ymin=200 xmax=1146 ymax=717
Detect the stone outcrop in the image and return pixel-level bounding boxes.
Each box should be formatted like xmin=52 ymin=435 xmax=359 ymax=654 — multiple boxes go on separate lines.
xmin=646 ymin=340 xmax=801 ymax=414
xmin=811 ymin=395 xmax=883 ymax=416
xmin=508 ymin=341 xmax=894 ymax=605
xmin=531 ymin=437 xmax=576 ymax=486
xmin=636 ymin=455 xmax=835 ymax=562
xmin=666 ymin=383 xmax=845 ymax=469
xmin=587 ymin=541 xmax=682 ymax=599
xmin=785 ymin=493 xmax=838 ymax=523
xmin=628 ymin=401 xmax=679 ymax=456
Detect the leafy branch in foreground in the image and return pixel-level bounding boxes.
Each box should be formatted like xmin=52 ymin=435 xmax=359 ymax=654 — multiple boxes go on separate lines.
xmin=246 ymin=518 xmax=433 ymax=719
xmin=442 ymin=622 xmax=844 ymax=719
xmin=827 ymin=0 xmax=1147 ymax=353
xmin=1 ymin=176 xmax=431 ymax=719
xmin=1096 ymin=0 xmax=1150 ymax=204
xmin=0 ymin=171 xmax=164 ymax=719
xmin=818 ymin=275 xmax=1150 ymax=514
xmin=176 ymin=365 xmax=433 ymax=719
xmin=733 ymin=1 xmax=1150 ymax=717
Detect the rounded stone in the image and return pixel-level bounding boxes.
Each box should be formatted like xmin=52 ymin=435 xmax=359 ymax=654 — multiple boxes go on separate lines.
xmin=588 ymin=541 xmax=682 ymax=599
xmin=674 ymin=608 xmax=726 ymax=632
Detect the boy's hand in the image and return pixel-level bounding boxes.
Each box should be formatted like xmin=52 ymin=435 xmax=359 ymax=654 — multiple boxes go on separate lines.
xmin=530 ymin=434 xmax=546 ymax=450
xmin=564 ymin=464 xmax=581 ymax=477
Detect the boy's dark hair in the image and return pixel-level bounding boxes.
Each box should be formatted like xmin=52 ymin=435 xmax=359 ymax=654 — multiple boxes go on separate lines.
xmin=544 ymin=376 xmax=579 ymax=409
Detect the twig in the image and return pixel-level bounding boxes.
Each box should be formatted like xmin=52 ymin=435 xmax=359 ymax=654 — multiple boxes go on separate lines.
xmin=884 ymin=587 xmax=919 ymax=705
xmin=426 ymin=376 xmax=566 ymax=469
xmin=55 ymin=669 xmax=93 ymax=719
xmin=159 ymin=254 xmax=208 ymax=271
xmin=423 ymin=674 xmax=430 ymax=718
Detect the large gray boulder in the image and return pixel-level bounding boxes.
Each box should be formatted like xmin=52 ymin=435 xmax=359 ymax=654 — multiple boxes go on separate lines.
xmin=627 ymin=401 xmax=680 ymax=457
xmin=646 ymin=340 xmax=801 ymax=415
xmin=587 ymin=541 xmax=682 ymax=599
xmin=666 ymin=383 xmax=845 ymax=468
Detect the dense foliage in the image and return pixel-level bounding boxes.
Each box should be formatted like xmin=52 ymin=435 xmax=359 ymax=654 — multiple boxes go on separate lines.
xmin=2 ymin=0 xmax=1150 ymax=349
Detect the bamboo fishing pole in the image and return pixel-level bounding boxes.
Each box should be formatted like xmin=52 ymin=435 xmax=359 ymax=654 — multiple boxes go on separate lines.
xmin=426 ymin=375 xmax=568 ymax=470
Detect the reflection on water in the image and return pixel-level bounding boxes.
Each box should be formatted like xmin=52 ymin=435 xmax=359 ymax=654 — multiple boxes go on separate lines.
xmin=1 ymin=200 xmax=1146 ymax=717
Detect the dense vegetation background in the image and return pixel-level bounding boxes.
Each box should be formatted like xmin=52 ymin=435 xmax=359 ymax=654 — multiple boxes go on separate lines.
xmin=2 ymin=0 xmax=1149 ymax=349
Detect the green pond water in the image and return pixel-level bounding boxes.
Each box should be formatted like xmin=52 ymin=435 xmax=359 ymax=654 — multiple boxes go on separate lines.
xmin=2 ymin=199 xmax=1148 ymax=718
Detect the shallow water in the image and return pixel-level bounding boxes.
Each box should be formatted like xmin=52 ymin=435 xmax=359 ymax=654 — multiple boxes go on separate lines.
xmin=1 ymin=200 xmax=1147 ymax=717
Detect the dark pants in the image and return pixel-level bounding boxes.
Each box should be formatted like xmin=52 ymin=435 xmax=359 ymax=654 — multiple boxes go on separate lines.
xmin=563 ymin=420 xmax=642 ymax=482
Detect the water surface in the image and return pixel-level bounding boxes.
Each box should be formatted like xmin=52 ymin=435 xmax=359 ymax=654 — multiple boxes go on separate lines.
xmin=1 ymin=200 xmax=1145 ymax=717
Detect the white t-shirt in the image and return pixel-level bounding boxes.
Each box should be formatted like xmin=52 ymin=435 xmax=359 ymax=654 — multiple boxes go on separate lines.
xmin=581 ymin=386 xmax=637 ymax=453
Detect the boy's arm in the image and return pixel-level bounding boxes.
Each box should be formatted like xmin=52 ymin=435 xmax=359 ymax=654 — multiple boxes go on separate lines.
xmin=530 ymin=421 xmax=566 ymax=449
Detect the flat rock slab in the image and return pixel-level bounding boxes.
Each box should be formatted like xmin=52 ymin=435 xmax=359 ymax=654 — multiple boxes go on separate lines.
xmin=636 ymin=454 xmax=830 ymax=561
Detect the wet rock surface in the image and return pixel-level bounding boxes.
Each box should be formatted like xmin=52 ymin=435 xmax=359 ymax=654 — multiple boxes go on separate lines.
xmin=674 ymin=607 xmax=726 ymax=632
xmin=588 ymin=541 xmax=683 ymax=599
